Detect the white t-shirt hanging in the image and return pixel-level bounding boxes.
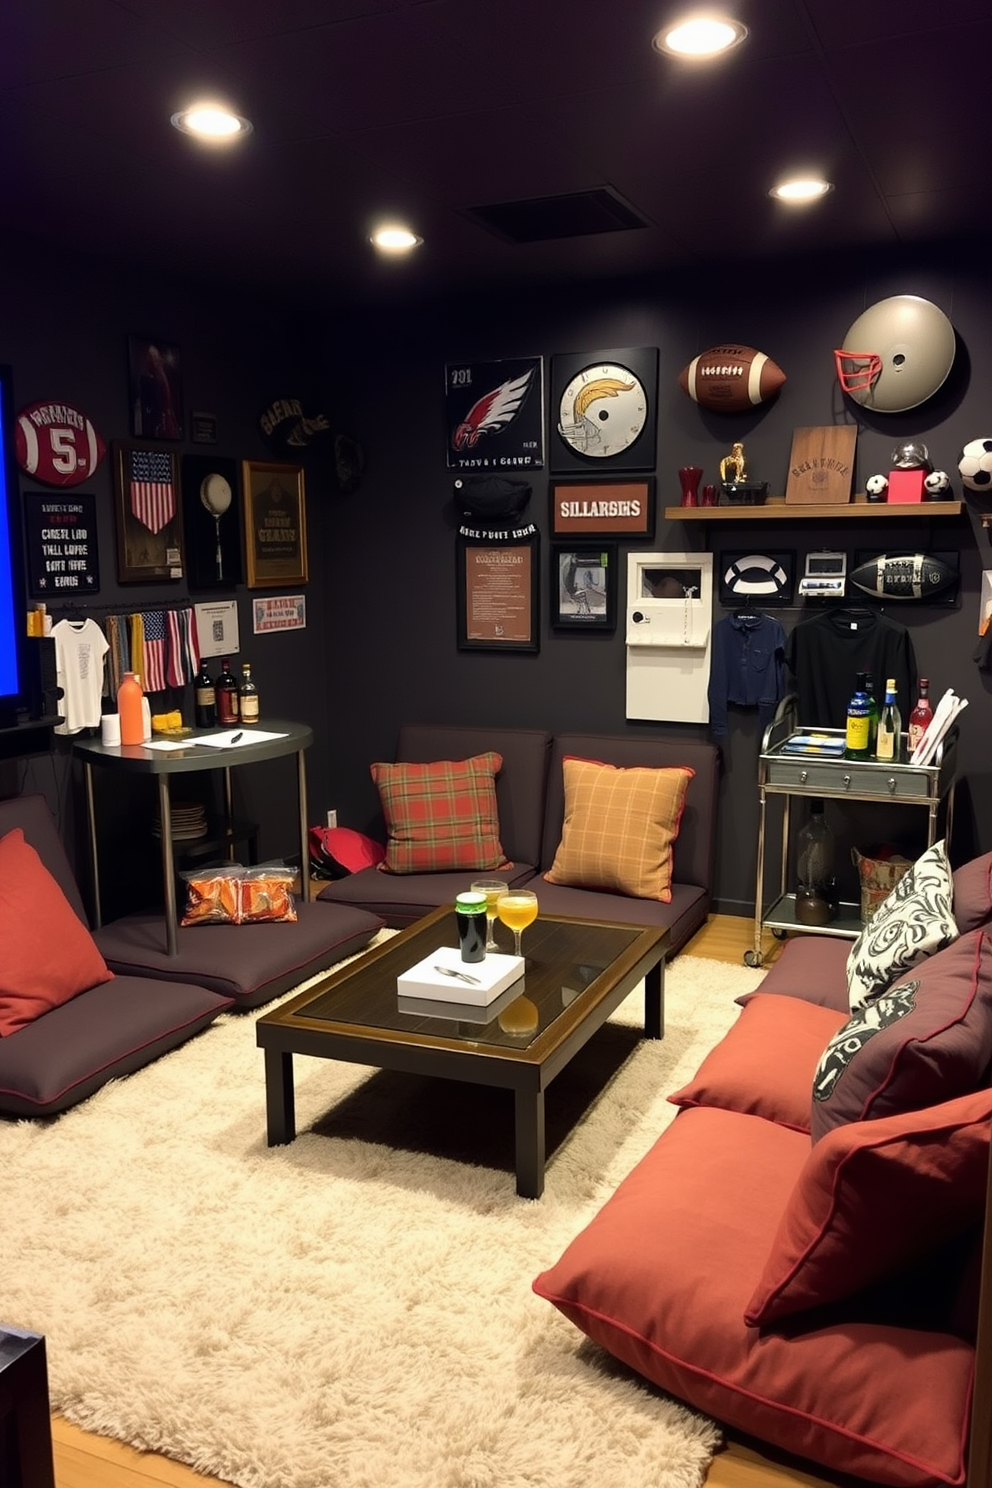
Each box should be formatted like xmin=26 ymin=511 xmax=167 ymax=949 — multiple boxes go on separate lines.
xmin=52 ymin=618 xmax=109 ymax=734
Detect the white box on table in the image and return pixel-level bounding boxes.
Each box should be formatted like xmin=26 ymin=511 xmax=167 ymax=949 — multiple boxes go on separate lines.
xmin=397 ymin=943 xmax=524 ymax=1007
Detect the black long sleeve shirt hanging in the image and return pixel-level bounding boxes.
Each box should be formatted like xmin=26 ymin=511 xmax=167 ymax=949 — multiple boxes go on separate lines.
xmin=785 ymin=610 xmax=917 ymax=729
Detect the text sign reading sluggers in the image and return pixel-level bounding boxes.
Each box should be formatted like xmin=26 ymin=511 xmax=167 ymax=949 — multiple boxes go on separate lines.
xmin=25 ymin=490 xmax=100 ymax=596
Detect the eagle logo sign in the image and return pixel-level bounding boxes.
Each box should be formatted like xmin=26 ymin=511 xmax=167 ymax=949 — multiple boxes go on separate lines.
xmin=452 ymin=368 xmax=535 ymax=451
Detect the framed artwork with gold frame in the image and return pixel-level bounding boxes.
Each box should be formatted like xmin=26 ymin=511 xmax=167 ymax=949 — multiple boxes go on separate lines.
xmin=242 ymin=460 xmax=308 ymax=588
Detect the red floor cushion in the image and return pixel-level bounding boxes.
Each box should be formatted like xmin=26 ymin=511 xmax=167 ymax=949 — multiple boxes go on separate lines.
xmin=534 ymin=1106 xmax=974 ymax=1488
xmin=668 ymin=994 xmax=847 ymax=1132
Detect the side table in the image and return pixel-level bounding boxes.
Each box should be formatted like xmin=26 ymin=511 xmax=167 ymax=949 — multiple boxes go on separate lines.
xmin=72 ymin=720 xmax=314 ymax=955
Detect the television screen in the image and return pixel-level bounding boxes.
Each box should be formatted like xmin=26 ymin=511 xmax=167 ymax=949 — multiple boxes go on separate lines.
xmin=0 ymin=364 xmax=26 ymax=719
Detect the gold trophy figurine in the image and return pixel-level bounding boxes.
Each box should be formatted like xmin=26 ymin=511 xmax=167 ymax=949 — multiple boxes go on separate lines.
xmin=719 ymin=441 xmax=747 ymax=483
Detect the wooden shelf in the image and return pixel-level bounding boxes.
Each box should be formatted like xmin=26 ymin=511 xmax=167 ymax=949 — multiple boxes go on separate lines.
xmin=664 ymin=500 xmax=964 ymax=521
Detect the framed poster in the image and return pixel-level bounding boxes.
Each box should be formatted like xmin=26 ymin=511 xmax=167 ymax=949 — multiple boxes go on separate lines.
xmin=551 ymin=543 xmax=616 ymax=630
xmin=194 ymin=599 xmax=240 ymax=659
xmin=252 ymin=594 xmax=306 ymax=633
xmin=456 ymin=535 xmax=539 ymax=652
xmin=181 ymin=454 xmax=243 ymax=589
xmin=445 ymin=356 xmax=543 ymax=472
xmin=549 ymin=346 xmax=658 ymax=474
xmin=112 ymin=440 xmax=183 ymax=583
xmin=127 ymin=335 xmax=183 ymax=440
xmin=550 ymin=477 xmax=655 ymax=537
xmin=242 ymin=460 xmax=308 ymax=588
xmin=24 ymin=490 xmax=100 ymax=598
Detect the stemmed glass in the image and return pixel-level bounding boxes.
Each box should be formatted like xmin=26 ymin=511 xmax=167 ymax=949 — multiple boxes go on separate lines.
xmin=495 ymin=888 xmax=538 ymax=962
xmin=470 ymin=877 xmax=508 ymax=952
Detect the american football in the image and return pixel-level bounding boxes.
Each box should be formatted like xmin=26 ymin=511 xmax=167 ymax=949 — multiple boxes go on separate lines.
xmin=15 ymin=399 xmax=106 ymax=488
xmin=849 ymin=552 xmax=957 ymax=601
xmin=678 ymin=344 xmax=786 ymax=412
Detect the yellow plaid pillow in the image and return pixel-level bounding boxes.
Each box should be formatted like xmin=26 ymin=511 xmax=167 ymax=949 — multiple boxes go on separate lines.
xmin=543 ymin=757 xmax=694 ymax=902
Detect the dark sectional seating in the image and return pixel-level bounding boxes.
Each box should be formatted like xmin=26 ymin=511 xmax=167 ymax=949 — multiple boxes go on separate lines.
xmin=0 ymin=794 xmax=232 ymax=1117
xmin=317 ymin=723 xmax=719 ymax=954
xmin=0 ymin=793 xmax=384 ymax=1117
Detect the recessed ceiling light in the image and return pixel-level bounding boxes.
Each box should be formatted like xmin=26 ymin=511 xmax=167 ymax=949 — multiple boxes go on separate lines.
xmin=370 ymin=226 xmax=423 ymax=254
xmin=171 ymin=104 xmax=253 ymax=142
xmin=653 ymin=14 xmax=748 ymax=58
xmin=770 ymin=177 xmax=834 ymax=203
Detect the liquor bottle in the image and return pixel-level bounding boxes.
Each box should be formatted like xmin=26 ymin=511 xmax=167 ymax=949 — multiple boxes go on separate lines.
xmin=216 ymin=658 xmax=240 ymax=726
xmin=875 ymin=678 xmax=902 ymax=762
xmin=844 ymin=672 xmax=871 ymax=760
xmin=117 ymin=671 xmax=144 ymax=746
xmin=908 ymin=677 xmax=934 ymax=756
xmin=239 ymin=661 xmax=260 ymax=724
xmin=193 ymin=659 xmax=216 ymax=729
xmin=863 ymin=672 xmax=879 ymax=753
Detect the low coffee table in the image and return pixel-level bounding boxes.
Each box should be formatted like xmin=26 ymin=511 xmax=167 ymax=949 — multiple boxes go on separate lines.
xmin=256 ymin=906 xmax=668 ymax=1197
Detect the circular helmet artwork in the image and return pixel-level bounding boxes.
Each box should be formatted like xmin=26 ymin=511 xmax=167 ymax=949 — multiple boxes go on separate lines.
xmin=833 ymin=295 xmax=955 ymax=412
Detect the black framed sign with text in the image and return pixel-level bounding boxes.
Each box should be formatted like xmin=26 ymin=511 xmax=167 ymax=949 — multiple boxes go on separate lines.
xmin=456 ymin=534 xmax=539 ymax=652
xmin=25 ymin=489 xmax=100 ymax=597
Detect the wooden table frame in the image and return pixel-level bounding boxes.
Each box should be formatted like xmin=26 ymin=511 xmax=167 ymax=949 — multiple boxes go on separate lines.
xmin=257 ymin=907 xmax=668 ymax=1198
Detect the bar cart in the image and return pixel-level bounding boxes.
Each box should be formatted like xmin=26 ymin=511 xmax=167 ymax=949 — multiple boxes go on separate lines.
xmin=746 ymin=696 xmax=958 ymax=967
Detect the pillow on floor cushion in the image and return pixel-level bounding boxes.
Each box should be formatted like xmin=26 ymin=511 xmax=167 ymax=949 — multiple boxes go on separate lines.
xmin=543 ymin=756 xmax=693 ymax=902
xmin=846 ymin=839 xmax=957 ymax=1010
xmin=813 ymin=930 xmax=992 ymax=1143
xmin=953 ymin=851 xmax=992 ymax=933
xmin=371 ymin=752 xmax=507 ymax=875
xmin=0 ymin=827 xmax=114 ymax=1036
xmin=669 ymin=994 xmax=848 ymax=1132
xmin=744 ymin=1086 xmax=992 ymax=1327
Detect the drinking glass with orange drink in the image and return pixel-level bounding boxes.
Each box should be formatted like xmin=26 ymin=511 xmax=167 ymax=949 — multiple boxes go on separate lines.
xmin=495 ymin=888 xmax=538 ymax=961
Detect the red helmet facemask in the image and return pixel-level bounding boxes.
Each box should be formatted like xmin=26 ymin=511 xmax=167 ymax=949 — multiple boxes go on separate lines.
xmin=834 ymin=349 xmax=883 ymax=395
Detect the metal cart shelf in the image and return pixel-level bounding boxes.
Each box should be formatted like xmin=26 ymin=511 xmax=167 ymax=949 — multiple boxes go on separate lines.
xmin=748 ymin=698 xmax=957 ymax=967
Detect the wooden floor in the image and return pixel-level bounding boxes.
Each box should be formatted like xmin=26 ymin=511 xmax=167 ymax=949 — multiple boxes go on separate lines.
xmin=49 ymin=914 xmax=836 ymax=1488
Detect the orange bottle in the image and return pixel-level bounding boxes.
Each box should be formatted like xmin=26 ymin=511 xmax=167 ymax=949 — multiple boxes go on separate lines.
xmin=117 ymin=671 xmax=145 ymax=745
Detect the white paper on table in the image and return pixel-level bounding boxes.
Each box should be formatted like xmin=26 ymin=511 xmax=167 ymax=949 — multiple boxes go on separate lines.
xmin=142 ymin=739 xmax=191 ymax=752
xmin=185 ymin=729 xmax=289 ymax=749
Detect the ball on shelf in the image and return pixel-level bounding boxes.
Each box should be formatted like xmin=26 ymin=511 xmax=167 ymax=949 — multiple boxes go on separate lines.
xmin=923 ymin=469 xmax=951 ymax=496
xmin=865 ymin=473 xmax=889 ymax=499
xmin=959 ymin=438 xmax=992 ymax=492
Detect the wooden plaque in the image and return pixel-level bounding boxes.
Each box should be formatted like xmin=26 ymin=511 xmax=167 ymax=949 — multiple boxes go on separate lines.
xmin=785 ymin=426 xmax=857 ymax=505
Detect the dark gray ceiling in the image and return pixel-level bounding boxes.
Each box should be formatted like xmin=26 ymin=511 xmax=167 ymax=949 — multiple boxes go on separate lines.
xmin=2 ymin=0 xmax=989 ymax=307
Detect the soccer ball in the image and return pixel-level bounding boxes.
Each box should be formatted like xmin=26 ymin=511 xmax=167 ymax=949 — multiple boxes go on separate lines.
xmin=959 ymin=438 xmax=992 ymax=492
xmin=865 ymin=473 xmax=889 ymax=498
xmin=924 ymin=469 xmax=951 ymax=496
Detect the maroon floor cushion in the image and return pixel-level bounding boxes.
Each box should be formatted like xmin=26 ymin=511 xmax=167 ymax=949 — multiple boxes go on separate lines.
xmin=0 ymin=976 xmax=232 ymax=1117
xmin=94 ymin=901 xmax=383 ymax=1009
xmin=533 ymin=1105 xmax=975 ymax=1488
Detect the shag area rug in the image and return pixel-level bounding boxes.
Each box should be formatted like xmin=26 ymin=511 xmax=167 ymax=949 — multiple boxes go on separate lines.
xmin=2 ymin=939 xmax=763 ymax=1488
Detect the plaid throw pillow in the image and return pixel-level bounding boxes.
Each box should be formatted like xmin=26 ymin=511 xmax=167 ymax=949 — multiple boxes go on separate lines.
xmin=371 ymin=752 xmax=506 ymax=875
xmin=543 ymin=756 xmax=694 ymax=902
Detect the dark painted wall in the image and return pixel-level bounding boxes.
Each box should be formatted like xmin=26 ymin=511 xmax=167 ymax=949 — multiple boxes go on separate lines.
xmin=2 ymin=233 xmax=990 ymax=920
xmin=320 ymin=240 xmax=992 ymax=915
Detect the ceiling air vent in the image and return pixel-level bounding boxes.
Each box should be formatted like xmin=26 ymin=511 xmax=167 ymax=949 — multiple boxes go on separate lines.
xmin=463 ymin=188 xmax=648 ymax=244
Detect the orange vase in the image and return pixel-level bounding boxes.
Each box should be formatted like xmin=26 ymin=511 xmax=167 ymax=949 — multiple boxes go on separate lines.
xmin=117 ymin=671 xmax=145 ymax=745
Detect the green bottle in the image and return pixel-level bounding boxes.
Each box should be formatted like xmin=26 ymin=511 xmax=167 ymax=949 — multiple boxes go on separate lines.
xmin=863 ymin=672 xmax=879 ymax=753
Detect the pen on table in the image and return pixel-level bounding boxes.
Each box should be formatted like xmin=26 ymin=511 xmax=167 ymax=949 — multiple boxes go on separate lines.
xmin=230 ymin=731 xmax=243 ymax=743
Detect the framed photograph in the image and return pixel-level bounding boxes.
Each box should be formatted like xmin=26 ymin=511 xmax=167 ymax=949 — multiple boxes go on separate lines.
xmin=242 ymin=460 xmax=308 ymax=588
xmin=127 ymin=335 xmax=183 ymax=440
xmin=549 ymin=346 xmax=658 ymax=474
xmin=445 ymin=356 xmax=544 ymax=472
xmin=551 ymin=543 xmax=616 ymax=630
xmin=112 ymin=440 xmax=184 ymax=583
xmin=718 ymin=549 xmax=795 ymax=607
xmin=550 ymin=476 xmax=655 ymax=537
xmin=181 ymin=454 xmax=243 ymax=590
xmin=456 ymin=535 xmax=539 ymax=652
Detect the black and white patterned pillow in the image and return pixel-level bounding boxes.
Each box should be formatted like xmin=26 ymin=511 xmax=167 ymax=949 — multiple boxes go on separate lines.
xmin=846 ymin=840 xmax=958 ymax=1010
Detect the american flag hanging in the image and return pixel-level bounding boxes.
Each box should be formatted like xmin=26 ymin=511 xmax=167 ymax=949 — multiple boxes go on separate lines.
xmin=142 ymin=610 xmax=168 ymax=693
xmin=129 ymin=448 xmax=175 ymax=534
